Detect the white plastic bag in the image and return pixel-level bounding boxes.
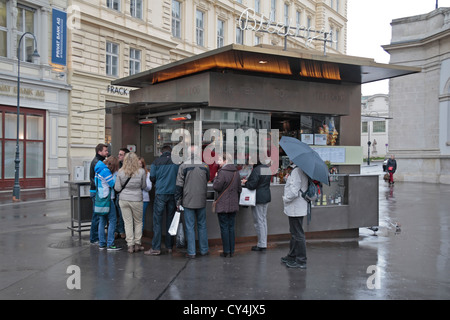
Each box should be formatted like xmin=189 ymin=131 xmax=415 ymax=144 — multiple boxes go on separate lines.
xmin=239 ymin=187 xmax=256 ymax=206
xmin=168 ymin=211 xmax=181 ymax=236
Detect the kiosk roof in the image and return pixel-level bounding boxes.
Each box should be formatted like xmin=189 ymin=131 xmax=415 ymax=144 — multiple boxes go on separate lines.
xmin=113 ymin=44 xmax=420 ymax=88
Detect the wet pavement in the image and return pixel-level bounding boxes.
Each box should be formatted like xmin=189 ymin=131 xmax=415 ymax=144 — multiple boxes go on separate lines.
xmin=0 ymin=163 xmax=449 ymax=300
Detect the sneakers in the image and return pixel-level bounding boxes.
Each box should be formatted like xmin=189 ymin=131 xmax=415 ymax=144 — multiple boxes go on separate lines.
xmin=99 ymin=244 xmax=122 ymax=251
xmin=285 ymin=260 xmax=307 ymax=269
xmin=107 ymin=245 xmax=122 ymax=251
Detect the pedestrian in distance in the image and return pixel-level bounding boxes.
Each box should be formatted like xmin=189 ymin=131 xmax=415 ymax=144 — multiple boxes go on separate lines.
xmin=387 ymin=154 xmax=397 ymax=185
xmin=281 ymin=163 xmax=308 ymax=269
xmin=138 ymin=157 xmax=152 ymax=232
xmin=89 ymin=143 xmax=109 ymax=244
xmin=114 ymin=148 xmax=130 ymax=239
xmin=213 ymin=153 xmax=242 ymax=257
xmin=114 ymin=152 xmax=147 ymax=254
xmin=144 ymin=145 xmax=179 ymax=256
xmin=242 ymin=160 xmax=271 ymax=252
xmin=175 ymin=146 xmax=210 ymax=259
xmin=95 ymin=156 xmax=121 ymax=251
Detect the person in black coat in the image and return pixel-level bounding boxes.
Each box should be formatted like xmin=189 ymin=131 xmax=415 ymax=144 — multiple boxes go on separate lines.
xmin=386 ymin=154 xmax=397 ymax=184
xmin=242 ymin=161 xmax=271 ymax=251
xmin=213 ymin=153 xmax=242 ymax=257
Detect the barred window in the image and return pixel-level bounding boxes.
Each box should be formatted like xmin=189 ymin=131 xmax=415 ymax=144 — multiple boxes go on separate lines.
xmin=361 ymin=122 xmax=368 ymax=133
xmin=373 ymin=121 xmax=386 ymax=133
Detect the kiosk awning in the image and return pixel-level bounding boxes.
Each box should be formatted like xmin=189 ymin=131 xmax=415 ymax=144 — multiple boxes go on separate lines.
xmin=112 ymin=44 xmax=421 ymax=88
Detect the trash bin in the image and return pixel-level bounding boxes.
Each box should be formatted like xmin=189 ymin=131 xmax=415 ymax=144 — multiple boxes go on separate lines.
xmin=65 ymin=180 xmax=92 ymax=237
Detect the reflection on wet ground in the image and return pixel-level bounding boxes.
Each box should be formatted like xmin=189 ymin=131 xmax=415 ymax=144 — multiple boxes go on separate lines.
xmin=0 ymin=169 xmax=449 ymax=299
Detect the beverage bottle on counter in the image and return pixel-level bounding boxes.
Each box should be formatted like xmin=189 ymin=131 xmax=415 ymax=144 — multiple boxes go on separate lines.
xmin=336 ymin=191 xmax=342 ymax=205
xmin=322 ymin=193 xmax=327 ymax=206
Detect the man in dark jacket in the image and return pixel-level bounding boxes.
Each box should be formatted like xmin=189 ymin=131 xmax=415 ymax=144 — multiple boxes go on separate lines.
xmin=242 ymin=161 xmax=271 ymax=251
xmin=175 ymin=146 xmax=210 ymax=258
xmin=145 ymin=145 xmax=180 ymax=256
xmin=89 ymin=143 xmax=109 ymax=244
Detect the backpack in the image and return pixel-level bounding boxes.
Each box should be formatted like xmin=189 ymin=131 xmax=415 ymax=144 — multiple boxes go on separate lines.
xmin=300 ymin=176 xmax=322 ymax=203
xmin=299 ymin=175 xmax=322 ymax=225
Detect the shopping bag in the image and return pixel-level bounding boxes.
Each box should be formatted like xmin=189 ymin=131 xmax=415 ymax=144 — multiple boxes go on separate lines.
xmin=168 ymin=211 xmax=181 ymax=236
xmin=94 ymin=190 xmax=111 ymax=215
xmin=239 ymin=187 xmax=256 ymax=206
xmin=176 ymin=222 xmax=185 ymax=248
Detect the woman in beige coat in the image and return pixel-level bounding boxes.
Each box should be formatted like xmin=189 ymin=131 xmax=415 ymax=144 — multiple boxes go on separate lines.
xmin=114 ymin=152 xmax=147 ymax=253
xmin=281 ymin=164 xmax=308 ymax=269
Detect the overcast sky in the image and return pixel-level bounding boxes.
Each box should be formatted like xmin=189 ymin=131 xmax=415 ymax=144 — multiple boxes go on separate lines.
xmin=347 ymin=0 xmax=450 ymax=95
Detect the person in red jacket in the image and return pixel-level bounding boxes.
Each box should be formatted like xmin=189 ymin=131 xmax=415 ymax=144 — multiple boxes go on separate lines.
xmin=386 ymin=154 xmax=397 ymax=185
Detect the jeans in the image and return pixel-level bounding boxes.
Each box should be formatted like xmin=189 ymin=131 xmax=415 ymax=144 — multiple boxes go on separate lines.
xmin=142 ymin=201 xmax=149 ymax=232
xmin=114 ymin=197 xmax=125 ymax=235
xmin=217 ymin=212 xmax=236 ymax=254
xmin=251 ymin=203 xmax=269 ymax=248
xmin=152 ymin=194 xmax=176 ymax=251
xmin=90 ymin=193 xmax=99 ymax=243
xmin=288 ymin=216 xmax=307 ymax=264
xmin=389 ymin=172 xmax=394 ymax=183
xmin=98 ymin=200 xmax=117 ymax=247
xmin=184 ymin=207 xmax=208 ymax=256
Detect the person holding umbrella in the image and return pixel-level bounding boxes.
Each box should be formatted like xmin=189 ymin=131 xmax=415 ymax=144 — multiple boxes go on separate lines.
xmin=281 ymin=162 xmax=309 ymax=269
xmin=279 ymin=136 xmax=330 ymax=269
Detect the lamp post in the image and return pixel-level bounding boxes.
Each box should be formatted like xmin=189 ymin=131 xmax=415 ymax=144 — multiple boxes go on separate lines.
xmin=13 ymin=32 xmax=40 ymax=202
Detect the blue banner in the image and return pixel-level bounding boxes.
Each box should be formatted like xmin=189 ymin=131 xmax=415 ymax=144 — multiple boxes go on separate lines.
xmin=51 ymin=9 xmax=67 ymax=66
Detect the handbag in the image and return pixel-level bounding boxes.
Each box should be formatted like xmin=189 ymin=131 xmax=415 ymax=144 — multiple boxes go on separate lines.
xmin=168 ymin=211 xmax=181 ymax=236
xmin=94 ymin=185 xmax=111 ymax=215
xmin=239 ymin=187 xmax=256 ymax=206
xmin=212 ymin=171 xmax=237 ymax=214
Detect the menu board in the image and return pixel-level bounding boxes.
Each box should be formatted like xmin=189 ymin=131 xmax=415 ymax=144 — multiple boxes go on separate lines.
xmin=312 ymin=147 xmax=346 ymax=163
xmin=301 ymin=134 xmax=314 ymax=145
xmin=314 ymin=134 xmax=327 ymax=146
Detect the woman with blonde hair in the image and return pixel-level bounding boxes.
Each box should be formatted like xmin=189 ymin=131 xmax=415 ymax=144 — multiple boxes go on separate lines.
xmin=114 ymin=152 xmax=147 ymax=253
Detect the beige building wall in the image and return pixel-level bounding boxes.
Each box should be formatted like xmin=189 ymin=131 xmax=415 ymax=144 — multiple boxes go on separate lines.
xmin=0 ymin=0 xmax=71 ymax=190
xmin=67 ymin=0 xmax=348 ymax=178
xmin=383 ymin=8 xmax=450 ymax=184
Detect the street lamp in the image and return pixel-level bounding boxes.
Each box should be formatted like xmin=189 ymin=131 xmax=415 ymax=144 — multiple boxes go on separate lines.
xmin=13 ymin=32 xmax=40 ymax=202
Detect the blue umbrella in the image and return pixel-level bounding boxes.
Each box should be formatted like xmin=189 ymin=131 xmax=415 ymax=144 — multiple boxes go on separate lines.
xmin=279 ymin=136 xmax=330 ymax=185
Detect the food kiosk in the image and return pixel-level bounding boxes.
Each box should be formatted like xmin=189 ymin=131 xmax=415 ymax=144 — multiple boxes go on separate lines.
xmin=111 ymin=44 xmax=419 ymax=241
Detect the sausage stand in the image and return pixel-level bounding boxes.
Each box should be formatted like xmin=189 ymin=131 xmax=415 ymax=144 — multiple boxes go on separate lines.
xmin=110 ymin=44 xmax=420 ymax=242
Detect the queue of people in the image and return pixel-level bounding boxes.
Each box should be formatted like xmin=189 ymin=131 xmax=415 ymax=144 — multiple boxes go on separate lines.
xmin=89 ymin=144 xmax=309 ymax=269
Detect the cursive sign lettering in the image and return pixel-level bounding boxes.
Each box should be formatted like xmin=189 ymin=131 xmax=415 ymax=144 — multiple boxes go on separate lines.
xmin=238 ymin=8 xmax=334 ymax=50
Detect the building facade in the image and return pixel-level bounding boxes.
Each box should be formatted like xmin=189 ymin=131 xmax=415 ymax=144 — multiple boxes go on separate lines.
xmin=0 ymin=0 xmax=70 ymax=191
xmin=383 ymin=7 xmax=450 ymax=184
xmin=67 ymin=0 xmax=348 ymax=180
xmin=0 ymin=0 xmax=348 ymax=189
xmin=361 ymin=94 xmax=390 ymax=159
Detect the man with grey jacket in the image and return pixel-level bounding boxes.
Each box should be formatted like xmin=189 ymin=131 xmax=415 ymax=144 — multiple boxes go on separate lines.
xmin=175 ymin=146 xmax=210 ymax=258
xmin=281 ymin=164 xmax=308 ymax=269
